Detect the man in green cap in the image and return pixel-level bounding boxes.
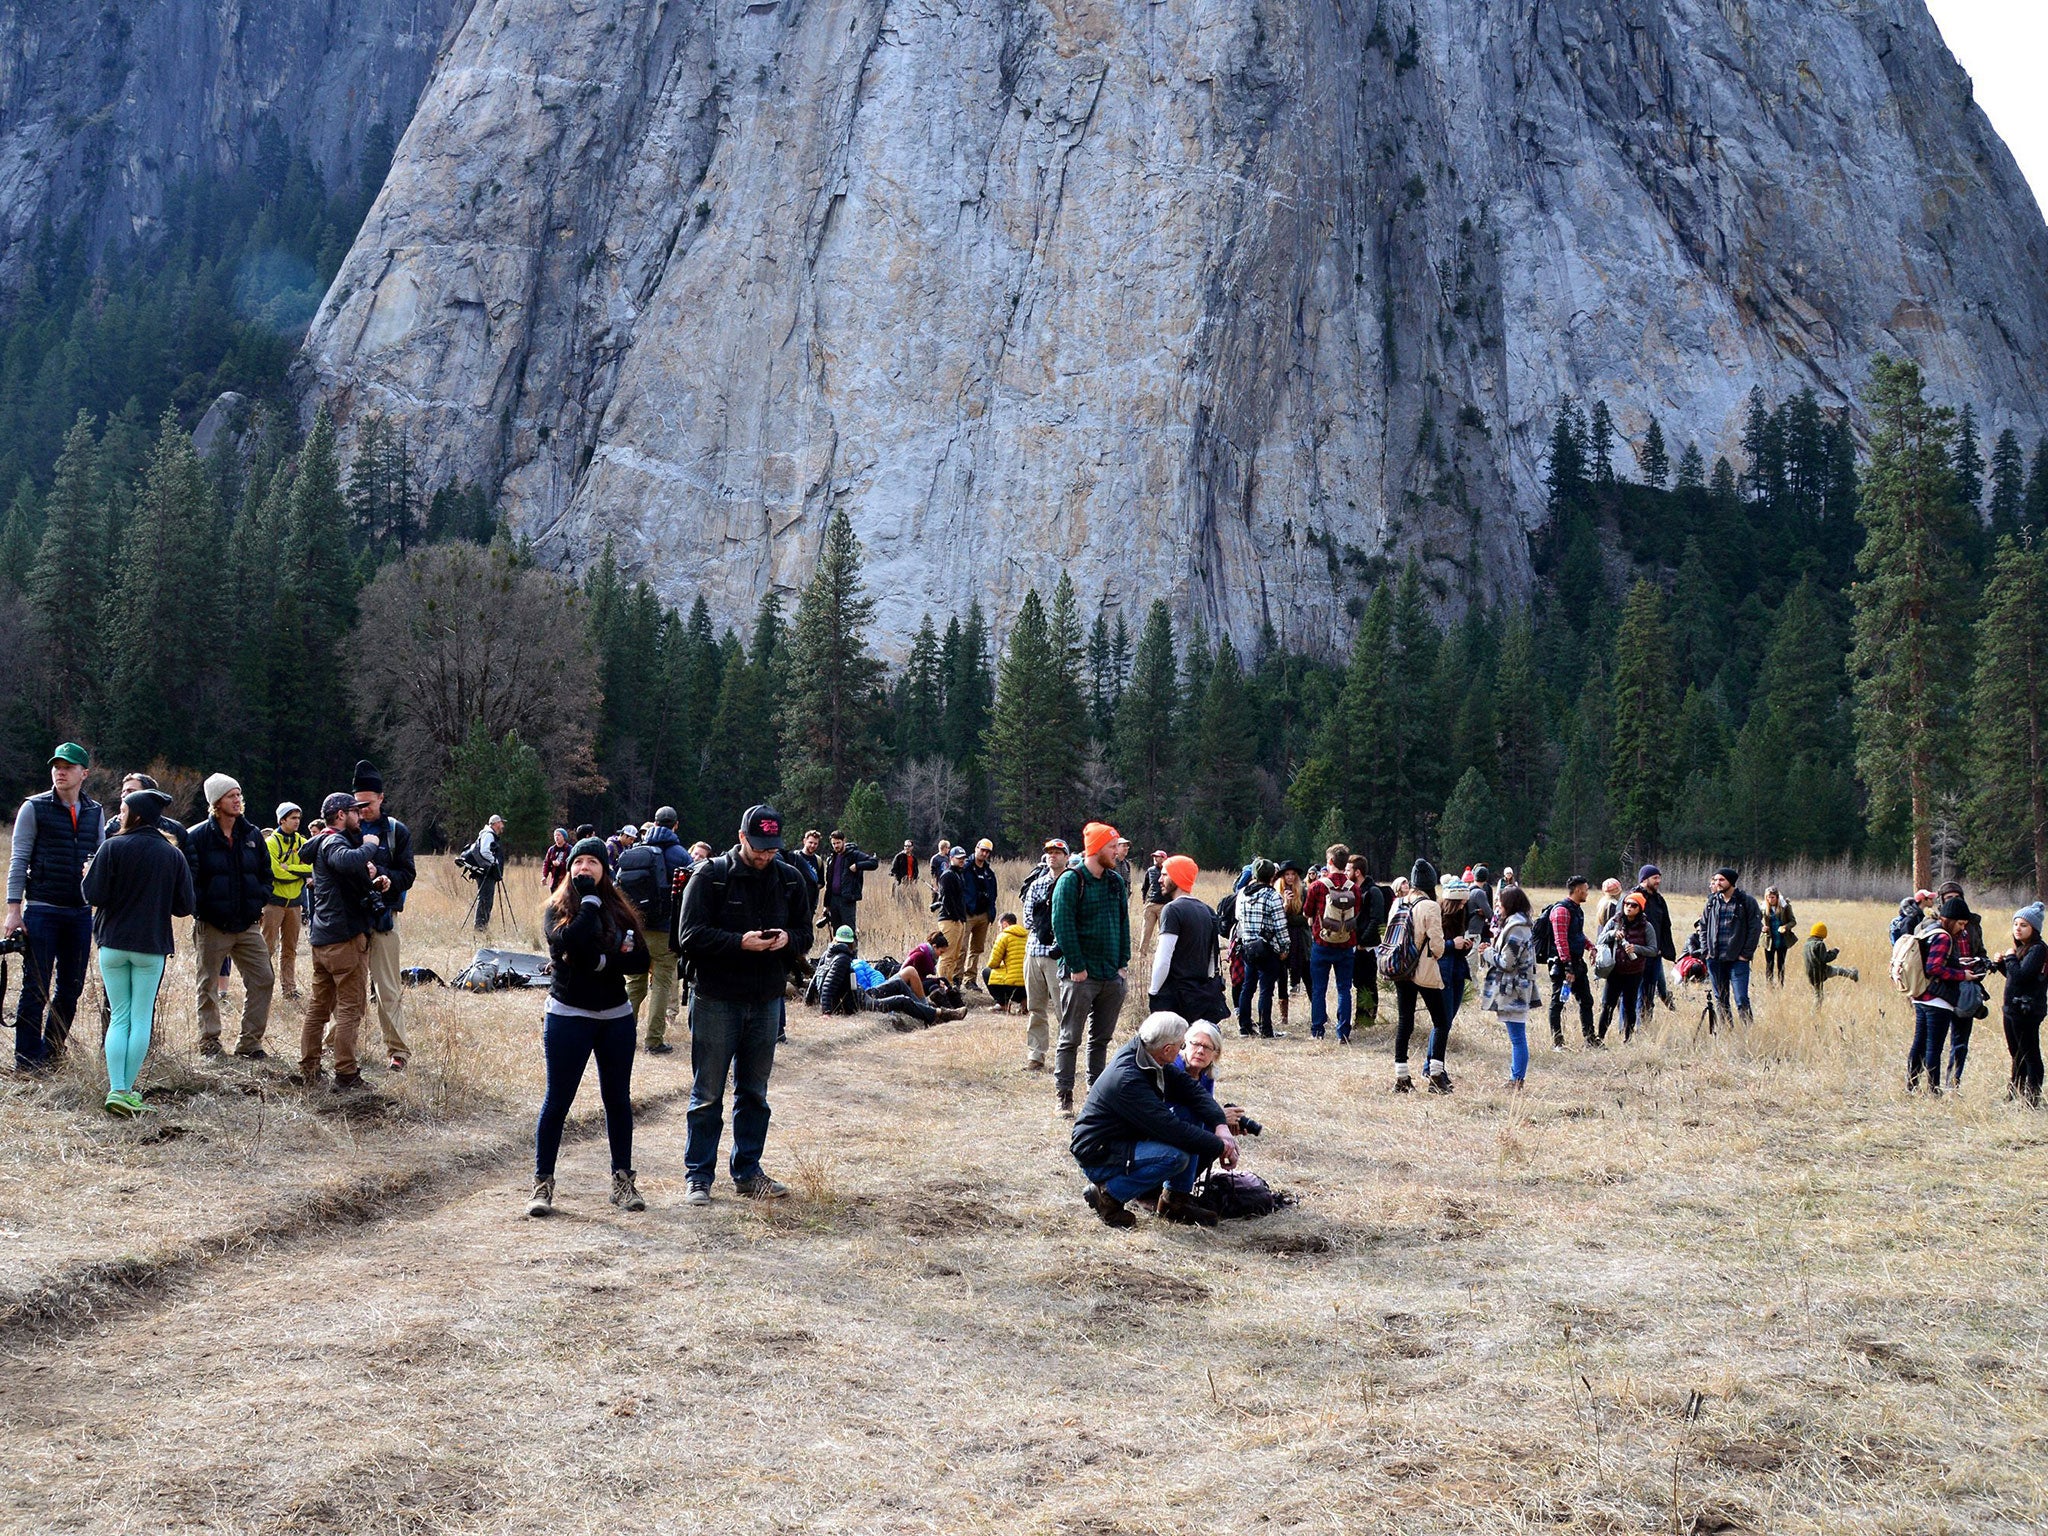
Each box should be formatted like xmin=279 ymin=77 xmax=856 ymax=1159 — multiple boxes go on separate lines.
xmin=6 ymin=743 xmax=105 ymax=1069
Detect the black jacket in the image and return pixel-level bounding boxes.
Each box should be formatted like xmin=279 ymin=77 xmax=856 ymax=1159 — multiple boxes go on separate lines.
xmin=824 ymin=846 xmax=878 ymax=904
xmin=186 ymin=816 xmax=272 ymax=933
xmin=677 ymin=847 xmax=814 ymax=1002
xmin=1637 ymin=887 xmax=1675 ymax=958
xmin=963 ymin=859 xmax=999 ymax=918
xmin=1995 ymin=941 xmax=2047 ymax=1020
xmin=357 ymin=814 xmax=416 ymax=912
xmin=1071 ymin=1033 xmax=1228 ymax=1171
xmin=307 ymin=830 xmax=378 ymax=948
xmin=83 ymin=827 xmax=195 ymax=955
xmin=783 ymin=849 xmax=822 ymax=916
xmin=938 ymin=866 xmax=967 ymax=921
xmin=1702 ymin=889 xmax=1764 ymax=962
xmin=544 ymin=892 xmax=651 ymax=1013
xmin=815 ymin=940 xmax=861 ymax=1014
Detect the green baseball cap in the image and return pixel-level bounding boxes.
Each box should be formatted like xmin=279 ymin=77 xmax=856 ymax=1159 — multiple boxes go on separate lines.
xmin=49 ymin=742 xmax=88 ymax=768
xmin=834 ymin=926 xmax=857 ymax=946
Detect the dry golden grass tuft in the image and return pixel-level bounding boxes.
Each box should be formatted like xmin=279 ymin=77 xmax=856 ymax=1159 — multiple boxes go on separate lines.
xmin=2 ymin=859 xmax=2046 ymax=1533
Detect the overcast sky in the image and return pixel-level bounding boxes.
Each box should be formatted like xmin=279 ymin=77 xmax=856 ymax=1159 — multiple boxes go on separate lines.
xmin=1925 ymin=0 xmax=2048 ymax=213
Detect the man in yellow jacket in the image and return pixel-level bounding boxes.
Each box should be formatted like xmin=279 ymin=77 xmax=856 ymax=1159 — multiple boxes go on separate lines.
xmin=263 ymin=804 xmax=315 ymax=1001
xmin=983 ymin=913 xmax=1029 ymax=1014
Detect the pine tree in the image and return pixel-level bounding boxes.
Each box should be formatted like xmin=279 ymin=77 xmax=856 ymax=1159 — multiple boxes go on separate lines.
xmin=704 ymin=595 xmax=784 ymax=831
xmin=1492 ymin=618 xmax=1544 ymax=856
xmin=1989 ymin=428 xmax=2026 ymax=542
xmin=1588 ymin=400 xmax=1616 ymax=485
xmin=1546 ymin=398 xmax=1588 ymax=520
xmin=1538 ymin=666 xmax=1611 ymax=881
xmin=1391 ymin=559 xmax=1441 ymax=847
xmin=1675 ymin=441 xmax=1706 ymax=490
xmin=1047 ymin=573 xmax=1090 ymax=740
xmin=984 ymin=590 xmax=1081 ymax=846
xmin=1438 ymin=767 xmax=1507 ymax=868
xmin=1669 ymin=536 xmax=1727 ymax=689
xmin=941 ymin=604 xmax=993 ymax=770
xmin=1849 ymin=356 xmax=1973 ymax=890
xmin=1183 ymin=635 xmax=1258 ymax=866
xmin=0 ymin=475 xmax=39 ymax=593
xmin=1606 ymin=580 xmax=1676 ymax=860
xmin=1953 ymin=403 xmax=1985 ymax=514
xmin=1966 ymin=537 xmax=2048 ymax=896
xmin=2026 ymin=440 xmax=2048 ymax=532
xmin=27 ymin=412 xmax=108 ymax=731
xmin=897 ymin=614 xmax=945 ymax=762
xmin=1638 ymin=418 xmax=1669 ymax=490
xmin=1111 ymin=600 xmax=1179 ymax=849
xmin=103 ymin=411 xmax=226 ymax=769
xmin=278 ymin=408 xmax=363 ymax=793
xmin=778 ymin=510 xmax=886 ymax=827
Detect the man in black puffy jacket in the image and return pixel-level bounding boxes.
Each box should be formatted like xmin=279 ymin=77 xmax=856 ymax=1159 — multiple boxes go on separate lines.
xmin=298 ymin=793 xmax=388 ymax=1091
xmin=185 ymin=772 xmax=275 ymax=1058
xmin=1071 ymin=1014 xmax=1238 ymax=1229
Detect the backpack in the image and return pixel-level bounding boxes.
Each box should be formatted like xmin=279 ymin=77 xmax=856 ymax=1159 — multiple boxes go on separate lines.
xmin=614 ymin=844 xmax=673 ymax=931
xmin=1315 ymin=881 xmax=1359 ymax=947
xmin=453 ymin=840 xmax=491 ymax=881
xmin=1377 ymin=901 xmax=1421 ymax=981
xmin=1592 ymin=920 xmax=1619 ymax=980
xmin=1890 ymin=930 xmax=1929 ymax=997
xmin=1194 ymin=1170 xmax=1293 ymax=1219
xmin=1533 ymin=903 xmax=1560 ymax=964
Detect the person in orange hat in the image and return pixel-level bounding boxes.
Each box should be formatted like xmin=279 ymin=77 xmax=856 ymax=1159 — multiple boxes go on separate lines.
xmin=1050 ymin=822 xmax=1132 ymax=1115
xmin=1148 ymin=855 xmax=1229 ymax=1025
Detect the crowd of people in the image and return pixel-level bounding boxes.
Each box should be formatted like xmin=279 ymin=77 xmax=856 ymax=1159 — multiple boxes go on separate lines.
xmin=10 ymin=737 xmax=2046 ymax=1232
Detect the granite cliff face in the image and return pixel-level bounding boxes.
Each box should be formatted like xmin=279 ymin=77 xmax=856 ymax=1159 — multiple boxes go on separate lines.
xmin=0 ymin=0 xmax=468 ymax=290
xmin=296 ymin=0 xmax=2048 ymax=652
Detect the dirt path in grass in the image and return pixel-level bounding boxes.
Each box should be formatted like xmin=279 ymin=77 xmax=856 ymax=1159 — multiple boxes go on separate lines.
xmin=5 ymin=1000 xmax=2048 ymax=1535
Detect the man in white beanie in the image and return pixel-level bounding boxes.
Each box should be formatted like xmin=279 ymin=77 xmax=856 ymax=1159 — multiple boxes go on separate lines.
xmin=184 ymin=772 xmax=276 ymax=1057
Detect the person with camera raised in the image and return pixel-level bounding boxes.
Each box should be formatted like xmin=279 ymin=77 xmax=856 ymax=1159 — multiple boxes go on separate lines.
xmin=6 ymin=742 xmax=105 ymax=1070
xmin=675 ymin=804 xmax=812 ymax=1205
xmin=186 ymin=773 xmax=276 ymax=1060
xmin=351 ymin=761 xmax=416 ymax=1070
xmin=298 ymin=792 xmax=390 ymax=1092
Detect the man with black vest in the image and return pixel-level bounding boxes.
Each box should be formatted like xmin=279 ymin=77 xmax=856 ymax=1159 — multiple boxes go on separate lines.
xmin=675 ymin=804 xmax=812 ymax=1205
xmin=351 ymin=761 xmax=416 ymax=1070
xmin=5 ymin=743 xmax=105 ymax=1069
xmin=185 ymin=772 xmax=276 ymax=1058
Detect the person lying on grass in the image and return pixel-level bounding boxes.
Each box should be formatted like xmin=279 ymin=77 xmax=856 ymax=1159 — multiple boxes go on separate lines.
xmin=812 ymin=926 xmax=965 ymax=1029
xmin=1071 ymin=1012 xmax=1238 ymax=1230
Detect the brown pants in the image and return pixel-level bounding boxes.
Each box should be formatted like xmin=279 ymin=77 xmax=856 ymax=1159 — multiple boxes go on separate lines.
xmin=194 ymin=921 xmax=275 ymax=1052
xmin=1140 ymin=900 xmax=1167 ymax=957
xmin=941 ymin=920 xmax=969 ymax=981
xmin=261 ymin=902 xmax=303 ymax=999
xmin=301 ymin=934 xmax=369 ymax=1081
xmin=961 ymin=914 xmax=992 ymax=980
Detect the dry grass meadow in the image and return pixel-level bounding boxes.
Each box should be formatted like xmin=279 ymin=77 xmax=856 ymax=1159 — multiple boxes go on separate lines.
xmin=3 ymin=855 xmax=2047 ymax=1533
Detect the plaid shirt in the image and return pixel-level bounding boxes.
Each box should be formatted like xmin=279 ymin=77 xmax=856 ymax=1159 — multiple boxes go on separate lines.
xmin=1051 ymin=862 xmax=1130 ymax=978
xmin=1022 ymin=864 xmax=1059 ymax=957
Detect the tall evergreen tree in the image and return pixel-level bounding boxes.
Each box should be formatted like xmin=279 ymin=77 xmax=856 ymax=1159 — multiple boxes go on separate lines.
xmin=897 ymin=614 xmax=945 ymax=762
xmin=1111 ymin=600 xmax=1179 ymax=849
xmin=1989 ymin=427 xmax=2026 ymax=543
xmin=0 ymin=476 xmax=38 ymax=591
xmin=1967 ymin=537 xmax=2048 ymax=896
xmin=27 ymin=413 xmax=107 ymax=732
xmin=1183 ymin=635 xmax=1259 ymax=865
xmin=779 ymin=510 xmax=887 ymax=827
xmin=1638 ymin=418 xmax=1669 ymax=490
xmin=704 ymin=594 xmax=784 ymax=831
xmin=1606 ymin=580 xmax=1676 ymax=860
xmin=984 ymin=589 xmax=1078 ymax=846
xmin=1953 ymin=403 xmax=1985 ymax=514
xmin=1849 ymin=356 xmax=1973 ymax=890
xmin=1391 ymin=559 xmax=1441 ymax=847
xmin=1086 ymin=611 xmax=1115 ymax=739
xmin=1588 ymin=400 xmax=1616 ymax=485
xmin=1046 ymin=573 xmax=1090 ymax=738
xmin=2026 ymin=439 xmax=2048 ymax=532
xmin=1675 ymin=441 xmax=1706 ymax=490
xmin=1438 ymin=767 xmax=1507 ymax=867
xmin=1538 ymin=666 xmax=1611 ymax=880
xmin=1491 ymin=618 xmax=1544 ymax=855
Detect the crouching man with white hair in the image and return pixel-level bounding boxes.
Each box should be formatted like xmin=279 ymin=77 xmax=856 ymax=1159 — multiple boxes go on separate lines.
xmin=1070 ymin=1011 xmax=1239 ymax=1229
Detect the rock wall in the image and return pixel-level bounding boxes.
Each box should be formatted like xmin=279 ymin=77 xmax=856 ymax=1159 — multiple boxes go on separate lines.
xmin=300 ymin=0 xmax=2048 ymax=654
xmin=0 ymin=0 xmax=470 ymax=289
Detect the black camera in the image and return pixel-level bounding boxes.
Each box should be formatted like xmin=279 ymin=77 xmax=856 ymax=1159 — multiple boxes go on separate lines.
xmin=0 ymin=930 xmax=26 ymax=957
xmin=1230 ymin=1107 xmax=1262 ymax=1136
xmin=361 ymin=886 xmax=394 ymax=933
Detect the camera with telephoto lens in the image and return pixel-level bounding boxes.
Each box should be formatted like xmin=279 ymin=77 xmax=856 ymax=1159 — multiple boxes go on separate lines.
xmin=0 ymin=930 xmax=26 ymax=958
xmin=1228 ymin=1106 xmax=1262 ymax=1136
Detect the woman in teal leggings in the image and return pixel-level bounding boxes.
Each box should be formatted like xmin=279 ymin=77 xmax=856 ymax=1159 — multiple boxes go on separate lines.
xmin=81 ymin=789 xmax=194 ymax=1116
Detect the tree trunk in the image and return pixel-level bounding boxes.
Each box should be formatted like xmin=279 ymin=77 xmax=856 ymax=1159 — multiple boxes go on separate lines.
xmin=1911 ymin=765 xmax=1933 ymax=894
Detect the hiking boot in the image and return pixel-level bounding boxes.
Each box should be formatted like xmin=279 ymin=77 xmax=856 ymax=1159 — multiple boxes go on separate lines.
xmin=198 ymin=1038 xmax=223 ymax=1057
xmin=526 ymin=1178 xmax=555 ymax=1218
xmin=330 ymin=1072 xmax=365 ymax=1094
xmin=1844 ymin=967 xmax=1861 ymax=982
xmin=646 ymin=1041 xmax=674 ymax=1055
xmin=1084 ymin=1183 xmax=1136 ymax=1228
xmin=1392 ymin=1075 xmax=1415 ymax=1094
xmin=684 ymin=1183 xmax=712 ymax=1206
xmin=1427 ymin=1071 xmax=1454 ymax=1094
xmin=296 ymin=1068 xmax=326 ymax=1089
xmin=1239 ymin=1026 xmax=1256 ymax=1037
xmin=1156 ymin=1188 xmax=1218 ymax=1227
xmin=935 ymin=1007 xmax=968 ymax=1022
xmin=232 ymin=1047 xmax=268 ymax=1061
xmin=734 ymin=1172 xmax=788 ymax=1200
xmin=1057 ymin=1094 xmax=1075 ymax=1118
xmin=610 ymin=1170 xmax=646 ymax=1212
xmin=1024 ymin=1058 xmax=1045 ymax=1072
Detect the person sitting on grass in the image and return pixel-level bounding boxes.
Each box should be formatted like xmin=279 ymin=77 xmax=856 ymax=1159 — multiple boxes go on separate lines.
xmin=1070 ymin=1012 xmax=1238 ymax=1230
xmin=528 ymin=838 xmax=651 ymax=1219
xmin=901 ymin=930 xmax=948 ymax=999
xmin=1802 ymin=923 xmax=1859 ymax=1006
xmin=983 ymin=912 xmax=1028 ymax=1012
xmin=814 ymin=926 xmax=964 ymax=1029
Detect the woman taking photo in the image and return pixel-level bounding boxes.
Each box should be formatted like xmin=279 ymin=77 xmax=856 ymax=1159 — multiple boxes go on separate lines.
xmin=81 ymin=788 xmax=194 ymax=1116
xmin=529 ymin=838 xmax=651 ymax=1217
xmin=1763 ymin=887 xmax=1798 ymax=985
xmin=1991 ymin=901 xmax=2046 ymax=1108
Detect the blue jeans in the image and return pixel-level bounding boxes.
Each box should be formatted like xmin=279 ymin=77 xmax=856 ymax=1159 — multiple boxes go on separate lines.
xmin=1441 ymin=951 xmax=1469 ymax=1025
xmin=14 ymin=904 xmax=93 ymax=1068
xmin=1082 ymin=1139 xmax=1199 ymax=1204
xmin=1503 ymin=1018 xmax=1529 ymax=1082
xmin=1947 ymin=1015 xmax=1974 ymax=1088
xmin=1236 ymin=949 xmax=1282 ymax=1033
xmin=535 ymin=1012 xmax=636 ymax=1179
xmin=1309 ymin=944 xmax=1355 ymax=1037
xmin=1909 ymin=1003 xmax=1952 ymax=1092
xmin=686 ymin=993 xmax=781 ymax=1186
xmin=1705 ymin=958 xmax=1752 ymax=1027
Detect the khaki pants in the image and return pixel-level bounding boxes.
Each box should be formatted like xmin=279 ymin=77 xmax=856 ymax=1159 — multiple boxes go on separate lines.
xmin=1023 ymin=952 xmax=1060 ymax=1067
xmin=302 ymin=934 xmax=369 ymax=1080
xmin=626 ymin=931 xmax=678 ymax=1047
xmin=941 ymin=920 xmax=970 ymax=981
xmin=194 ymin=921 xmax=274 ymax=1053
xmin=963 ymin=914 xmax=992 ymax=980
xmin=261 ymin=902 xmax=303 ymax=998
xmin=1141 ymin=900 xmax=1167 ymax=957
xmin=365 ymin=924 xmax=409 ymax=1062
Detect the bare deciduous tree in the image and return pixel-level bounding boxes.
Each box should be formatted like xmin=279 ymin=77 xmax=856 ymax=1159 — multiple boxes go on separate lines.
xmin=348 ymin=544 xmax=604 ymax=831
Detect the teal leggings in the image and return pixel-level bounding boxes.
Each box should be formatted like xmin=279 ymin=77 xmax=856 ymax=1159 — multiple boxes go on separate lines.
xmin=99 ymin=948 xmax=167 ymax=1093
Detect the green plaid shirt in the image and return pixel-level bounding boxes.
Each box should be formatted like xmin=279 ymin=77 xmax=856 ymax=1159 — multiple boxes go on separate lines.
xmin=1050 ymin=863 xmax=1130 ymax=978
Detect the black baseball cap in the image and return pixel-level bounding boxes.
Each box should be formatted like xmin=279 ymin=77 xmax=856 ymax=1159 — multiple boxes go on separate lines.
xmin=742 ymin=804 xmax=785 ymax=851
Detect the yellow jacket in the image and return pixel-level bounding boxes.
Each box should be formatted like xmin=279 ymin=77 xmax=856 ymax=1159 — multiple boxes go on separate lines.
xmin=987 ymin=924 xmax=1028 ymax=988
xmin=265 ymin=828 xmax=314 ymax=902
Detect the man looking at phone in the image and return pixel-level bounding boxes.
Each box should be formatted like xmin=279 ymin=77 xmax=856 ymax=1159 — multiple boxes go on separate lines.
xmin=676 ymin=803 xmax=813 ymax=1205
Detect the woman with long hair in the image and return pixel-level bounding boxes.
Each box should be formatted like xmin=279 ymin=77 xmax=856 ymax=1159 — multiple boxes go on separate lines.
xmin=528 ymin=838 xmax=651 ymax=1217
xmin=1275 ymin=862 xmax=1310 ymax=1031
xmin=1992 ymin=901 xmax=2046 ymax=1107
xmin=80 ymin=789 xmax=194 ymax=1116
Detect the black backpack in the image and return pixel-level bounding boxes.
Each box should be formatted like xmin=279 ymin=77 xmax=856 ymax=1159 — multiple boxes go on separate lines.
xmin=1533 ymin=903 xmax=1560 ymax=964
xmin=614 ymin=844 xmax=672 ymax=931
xmin=1194 ymin=1170 xmax=1293 ymax=1219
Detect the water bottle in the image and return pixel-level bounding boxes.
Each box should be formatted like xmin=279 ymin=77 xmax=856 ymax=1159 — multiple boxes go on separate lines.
xmin=1561 ymin=978 xmax=1573 ymax=1003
